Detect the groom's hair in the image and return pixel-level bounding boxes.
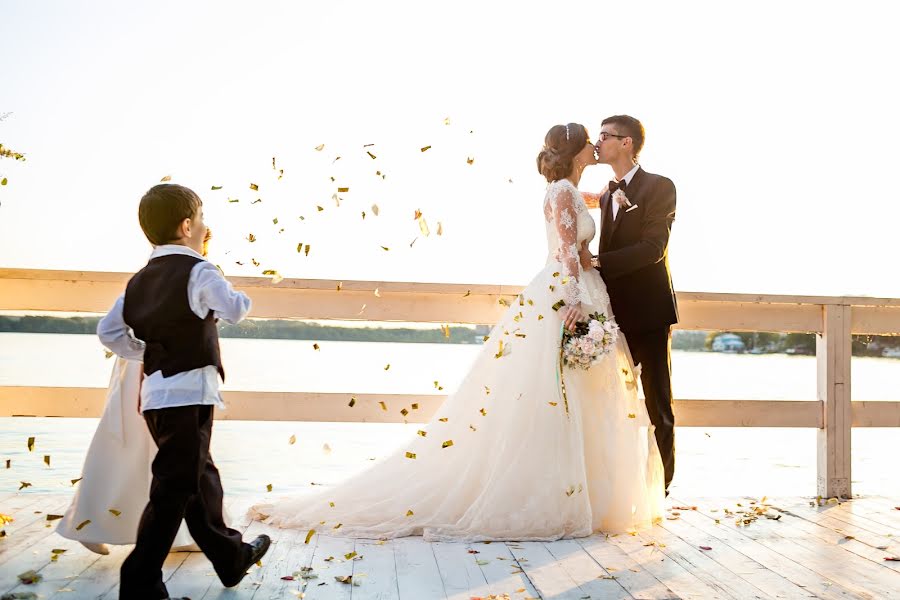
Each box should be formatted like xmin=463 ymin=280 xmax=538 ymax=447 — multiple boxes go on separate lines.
xmin=137 ymin=184 xmax=203 ymax=246
xmin=601 ymin=115 xmax=645 ymax=159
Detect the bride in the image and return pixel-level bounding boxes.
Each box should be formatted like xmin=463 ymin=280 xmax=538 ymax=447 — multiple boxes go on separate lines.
xmin=250 ymin=123 xmax=665 ymax=541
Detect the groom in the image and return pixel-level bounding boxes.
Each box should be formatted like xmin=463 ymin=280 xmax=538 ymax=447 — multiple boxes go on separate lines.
xmin=590 ymin=115 xmax=678 ymax=494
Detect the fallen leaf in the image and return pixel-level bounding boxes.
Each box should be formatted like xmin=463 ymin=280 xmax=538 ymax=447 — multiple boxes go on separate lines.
xmin=699 ymin=545 xmax=713 ymax=551
xmin=17 ymin=569 xmax=42 ymax=584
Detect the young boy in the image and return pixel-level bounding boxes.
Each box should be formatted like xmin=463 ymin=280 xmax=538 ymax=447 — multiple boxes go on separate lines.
xmin=98 ymin=183 xmax=270 ymax=600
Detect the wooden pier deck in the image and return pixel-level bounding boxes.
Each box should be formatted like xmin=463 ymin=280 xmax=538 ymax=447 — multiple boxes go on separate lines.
xmin=2 ymin=493 xmax=899 ymax=599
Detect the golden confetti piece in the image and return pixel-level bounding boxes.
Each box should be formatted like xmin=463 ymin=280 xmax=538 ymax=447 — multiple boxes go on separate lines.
xmin=75 ymin=519 xmax=91 ymax=531
xmin=411 ymin=403 xmax=419 ymax=410
xmin=322 ymin=443 xmax=332 ymax=454
xmin=338 ymin=187 xmax=349 ymax=193
xmin=210 ymin=185 xmax=222 ymax=190
xmin=249 ymin=183 xmax=259 ymax=191
xmin=469 ymin=424 xmax=477 ymax=431
xmin=329 ymin=502 xmax=335 ymax=508
xmin=108 ymin=508 xmax=122 ymax=517
xmin=442 ymin=440 xmax=454 ymax=449
xmin=251 ymin=258 xmax=260 ymax=267
xmin=484 ymin=386 xmax=491 ymax=395
xmin=498 ymin=297 xmax=511 ymax=307
xmin=337 ymin=282 xmax=343 ymax=291
xmin=515 ymin=333 xmax=526 ymax=338
xmin=421 ymin=145 xmax=432 ymax=152
xmin=0 ymin=513 xmax=13 ymax=525
xmin=405 ymin=452 xmax=416 ymax=459
xmin=344 ymin=551 xmax=357 ymax=560
xmin=314 ymin=143 xmax=325 ymax=151
xmin=304 ymin=244 xmax=311 ymax=256
xmin=51 ymin=548 xmax=66 ymax=555
xmin=27 ymin=437 xmax=35 ymax=452
xmin=71 ymin=477 xmax=82 ymax=485
xmin=266 ymin=484 xmax=273 ymax=492
xmin=548 ymin=402 xmax=558 ymax=407
xmin=443 ymin=117 xmax=451 ymax=125
xmin=289 ymin=434 xmax=296 ymax=445
xmin=46 ymin=514 xmax=63 ymax=521
xmin=251 ymin=198 xmax=262 ymax=204
xmin=372 ymin=204 xmax=380 ymax=216
xmin=418 ymin=217 xmax=430 ymax=236
xmin=361 ymin=211 xmax=366 ymax=219
xmin=313 ymin=343 xmax=320 ymax=351
xmin=43 ymin=455 xmax=50 ymax=467
xmin=381 ymin=245 xmax=390 ymax=251
xmin=406 ymin=509 xmax=414 ymax=516
xmin=400 ymin=408 xmax=409 ymax=417
xmin=316 ymin=205 xmax=324 ymax=212
xmin=349 ymin=397 xmax=357 ymax=407
xmin=439 ymin=417 xmax=448 ymax=422
xmin=417 ymin=430 xmax=427 ymax=437
xmin=19 ymin=481 xmax=31 ymax=490
xmin=227 ymin=197 xmax=239 ymax=203
xmin=379 ymin=401 xmax=387 ymax=411
xmin=367 ymin=151 xmax=377 ymax=160
xmin=441 ymin=324 xmax=450 ymax=338
xmin=479 ymin=408 xmax=487 ymax=416
xmin=384 ymin=363 xmax=391 ymax=370
xmin=409 ymin=237 xmax=418 ymax=248
xmin=247 ymin=233 xmax=257 ymax=243
xmin=333 ymin=523 xmax=342 ymax=530
xmin=436 ymin=221 xmax=443 ymax=236
xmin=627 ymin=413 xmax=636 ymax=419
xmin=374 ymin=288 xmax=381 ymax=297
xmin=552 ymin=300 xmax=566 ymax=311
xmin=466 ymin=157 xmax=474 ymax=165
xmin=305 ymin=529 xmax=316 ymax=544
xmin=160 ymin=175 xmax=172 ymax=182
xmin=333 ymin=155 xmax=341 ymax=163
xmin=272 ymin=217 xmax=279 ymax=225
xmin=463 ymin=290 xmax=470 ymax=298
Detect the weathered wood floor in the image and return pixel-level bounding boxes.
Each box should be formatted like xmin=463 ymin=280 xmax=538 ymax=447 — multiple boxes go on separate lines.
xmin=2 ymin=494 xmax=900 ymax=599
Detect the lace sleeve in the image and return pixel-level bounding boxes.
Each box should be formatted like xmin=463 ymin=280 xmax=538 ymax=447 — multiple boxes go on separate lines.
xmin=549 ymin=182 xmax=590 ymax=307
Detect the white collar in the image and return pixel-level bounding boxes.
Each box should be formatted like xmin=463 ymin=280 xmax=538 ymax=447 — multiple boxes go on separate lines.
xmin=619 ymin=163 xmax=641 ymax=187
xmin=150 ymin=244 xmax=206 ymax=261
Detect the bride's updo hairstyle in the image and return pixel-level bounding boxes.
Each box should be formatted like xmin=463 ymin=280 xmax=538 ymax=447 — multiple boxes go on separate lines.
xmin=536 ymin=123 xmax=589 ymax=183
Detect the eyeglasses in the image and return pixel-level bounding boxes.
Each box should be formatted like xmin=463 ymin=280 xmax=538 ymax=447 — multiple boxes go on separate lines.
xmin=598 ymin=132 xmax=628 ymax=142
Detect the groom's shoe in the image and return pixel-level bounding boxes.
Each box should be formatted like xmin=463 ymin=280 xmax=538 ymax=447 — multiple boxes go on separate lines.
xmin=221 ymin=534 xmax=272 ymax=587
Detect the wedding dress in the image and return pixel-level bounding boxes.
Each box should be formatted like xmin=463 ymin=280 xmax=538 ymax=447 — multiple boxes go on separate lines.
xmin=250 ymin=179 xmax=665 ymax=541
xmin=56 ymin=357 xmax=197 ymax=549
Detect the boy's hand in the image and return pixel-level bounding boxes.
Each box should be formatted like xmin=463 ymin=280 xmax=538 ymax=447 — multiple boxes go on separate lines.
xmin=137 ymin=372 xmax=145 ymax=414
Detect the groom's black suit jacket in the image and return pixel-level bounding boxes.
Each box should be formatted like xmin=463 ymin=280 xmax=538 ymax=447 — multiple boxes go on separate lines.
xmin=595 ymin=167 xmax=678 ymax=335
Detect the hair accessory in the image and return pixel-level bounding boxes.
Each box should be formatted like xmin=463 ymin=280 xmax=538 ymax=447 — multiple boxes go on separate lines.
xmin=565 ymin=124 xmax=570 ymax=141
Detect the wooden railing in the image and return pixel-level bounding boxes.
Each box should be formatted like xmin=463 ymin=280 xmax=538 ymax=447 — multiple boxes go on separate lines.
xmin=2 ymin=268 xmax=900 ymax=498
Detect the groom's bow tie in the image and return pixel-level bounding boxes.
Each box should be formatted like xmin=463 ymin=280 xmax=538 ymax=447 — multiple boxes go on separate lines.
xmin=609 ymin=179 xmax=627 ymax=193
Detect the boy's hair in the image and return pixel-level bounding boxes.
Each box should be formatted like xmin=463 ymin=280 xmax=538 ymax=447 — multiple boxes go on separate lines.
xmin=138 ymin=184 xmax=202 ymax=246
xmin=601 ymin=114 xmax=645 ymax=159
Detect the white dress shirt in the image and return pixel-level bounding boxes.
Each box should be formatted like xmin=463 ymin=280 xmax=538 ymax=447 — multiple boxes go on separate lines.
xmin=97 ymin=245 xmax=252 ymax=413
xmin=611 ymin=163 xmax=641 ymax=220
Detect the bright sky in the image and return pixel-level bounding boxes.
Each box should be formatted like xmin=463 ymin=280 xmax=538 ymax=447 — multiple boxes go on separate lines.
xmin=1 ymin=0 xmax=898 ymax=298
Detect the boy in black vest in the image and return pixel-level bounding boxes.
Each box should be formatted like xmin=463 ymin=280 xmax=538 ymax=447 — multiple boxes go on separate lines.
xmin=98 ymin=184 xmax=270 ymax=600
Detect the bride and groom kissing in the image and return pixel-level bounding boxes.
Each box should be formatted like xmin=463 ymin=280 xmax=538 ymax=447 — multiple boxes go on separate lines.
xmin=64 ymin=114 xmax=676 ymax=599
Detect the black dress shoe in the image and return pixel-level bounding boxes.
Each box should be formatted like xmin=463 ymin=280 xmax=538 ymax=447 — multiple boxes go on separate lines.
xmin=221 ymin=534 xmax=272 ymax=587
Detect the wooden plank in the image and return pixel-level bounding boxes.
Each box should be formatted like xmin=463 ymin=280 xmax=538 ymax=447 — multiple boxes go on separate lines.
xmin=0 ymin=496 xmax=72 ymax=565
xmin=351 ymin=539 xmax=400 ymax=600
xmin=673 ymin=498 xmax=862 ymax=600
xmin=506 ymin=540 xmax=590 ymax=600
xmin=689 ymin=497 xmax=899 ymax=599
xmin=852 ymin=402 xmax=900 ymax=427
xmin=0 ymin=387 xmax=825 ymax=428
xmin=602 ymin=531 xmax=728 ymax=600
xmin=393 ymin=536 xmax=446 ymax=600
xmin=659 ymin=505 xmax=818 ymax=598
xmin=473 ymin=541 xmax=540 ymax=599
xmin=542 ymin=538 xmax=633 ymax=599
xmin=302 ymin=534 xmax=356 ymax=600
xmin=203 ymin=520 xmax=271 ymax=599
xmin=44 ymin=543 xmax=128 ymax=599
xmin=430 ymin=540 xmax=491 ymax=599
xmin=817 ymin=304 xmax=852 ymax=498
xmin=577 ymin=534 xmax=678 ymax=600
xmin=851 ymin=305 xmax=900 ymax=335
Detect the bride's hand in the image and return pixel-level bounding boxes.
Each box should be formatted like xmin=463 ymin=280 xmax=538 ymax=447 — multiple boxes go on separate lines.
xmin=563 ymin=303 xmax=586 ymax=332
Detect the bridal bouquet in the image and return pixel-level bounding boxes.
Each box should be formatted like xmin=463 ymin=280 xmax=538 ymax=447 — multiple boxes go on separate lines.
xmin=561 ymin=311 xmax=619 ymax=370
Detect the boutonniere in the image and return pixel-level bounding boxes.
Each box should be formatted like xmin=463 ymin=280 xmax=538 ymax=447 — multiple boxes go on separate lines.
xmin=612 ymin=189 xmax=631 ymax=209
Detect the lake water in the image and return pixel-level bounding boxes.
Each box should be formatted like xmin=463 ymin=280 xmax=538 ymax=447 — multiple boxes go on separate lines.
xmin=1 ymin=332 xmax=898 ymax=499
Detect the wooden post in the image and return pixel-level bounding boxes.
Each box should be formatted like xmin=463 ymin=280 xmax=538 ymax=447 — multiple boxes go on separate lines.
xmin=816 ymin=304 xmax=852 ymax=498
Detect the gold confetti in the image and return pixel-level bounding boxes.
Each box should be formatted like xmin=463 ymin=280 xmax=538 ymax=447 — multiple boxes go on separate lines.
xmin=314 ymin=144 xmax=325 ymax=151
xmin=418 ymin=217 xmax=430 ymax=236
xmin=441 ymin=324 xmax=450 ymax=338
xmin=439 ymin=417 xmax=448 ymax=422
xmin=211 ymin=185 xmax=222 ymax=190
xmin=330 ymin=502 xmax=335 ymax=507
xmin=27 ymin=437 xmax=34 ymax=452
xmin=480 ymin=408 xmax=487 ymax=416
xmin=372 ymin=204 xmax=380 ymax=216
xmin=349 ymin=397 xmax=357 ymax=407
xmin=249 ymin=183 xmax=259 ymax=191
xmin=75 ymin=519 xmax=91 ymax=531
xmin=317 ymin=205 xmax=324 ymax=212
xmin=344 ymin=551 xmax=357 ymax=560
xmin=406 ymin=509 xmax=414 ymax=516
xmin=549 ymin=401 xmax=558 ymax=407
xmin=227 ymin=197 xmax=239 ymax=203
xmin=43 ymin=455 xmax=50 ymax=467
xmin=313 ymin=343 xmax=320 ymax=350
xmin=411 ymin=403 xmax=419 ymax=410
xmin=289 ymin=434 xmax=297 ymax=445
xmin=338 ymin=187 xmax=349 ymax=193
xmin=405 ymin=452 xmax=416 ymax=459
xmin=374 ymin=288 xmax=381 ymax=297
xmin=108 ymin=509 xmax=121 ymax=517
xmin=421 ymin=145 xmax=432 ymax=152
xmin=71 ymin=477 xmax=82 ymax=485
xmin=442 ymin=440 xmax=454 ymax=449
xmin=19 ymin=481 xmax=31 ymax=490
xmin=443 ymin=117 xmax=450 ymax=125
xmin=434 ymin=380 xmax=443 ymax=390
xmin=333 ymin=523 xmax=342 ymax=530
xmin=0 ymin=514 xmax=13 ymax=525
xmin=469 ymin=424 xmax=477 ymax=431
xmin=379 ymin=401 xmax=387 ymax=411
xmin=367 ymin=151 xmax=377 ymax=159
xmin=337 ymin=282 xmax=343 ymax=291
xmin=484 ymin=386 xmax=491 ymax=395
xmin=538 ymin=315 xmax=544 ymax=320
xmin=305 ymin=529 xmax=316 ymax=544
xmin=46 ymin=514 xmax=63 ymax=521
xmin=266 ymin=484 xmax=273 ymax=492
xmin=627 ymin=413 xmax=636 ymax=419
xmin=466 ymin=157 xmax=474 ymax=165
xmin=160 ymin=175 xmax=172 ymax=182
xmin=381 ymin=246 xmax=390 ymax=251
xmin=400 ymin=408 xmax=409 ymax=417
xmin=437 ymin=222 xmax=443 ymax=235
xmin=384 ymin=363 xmax=391 ymax=370
xmin=417 ymin=430 xmax=427 ymax=437
xmin=247 ymin=233 xmax=257 ymax=243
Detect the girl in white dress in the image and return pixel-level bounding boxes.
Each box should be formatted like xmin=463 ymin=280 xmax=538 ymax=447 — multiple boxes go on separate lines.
xmin=250 ymin=124 xmax=665 ymax=541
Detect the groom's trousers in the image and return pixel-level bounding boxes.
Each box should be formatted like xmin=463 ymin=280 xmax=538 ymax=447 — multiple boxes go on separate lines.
xmin=626 ymin=326 xmax=675 ymax=493
xmin=120 ymin=405 xmax=249 ymax=600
